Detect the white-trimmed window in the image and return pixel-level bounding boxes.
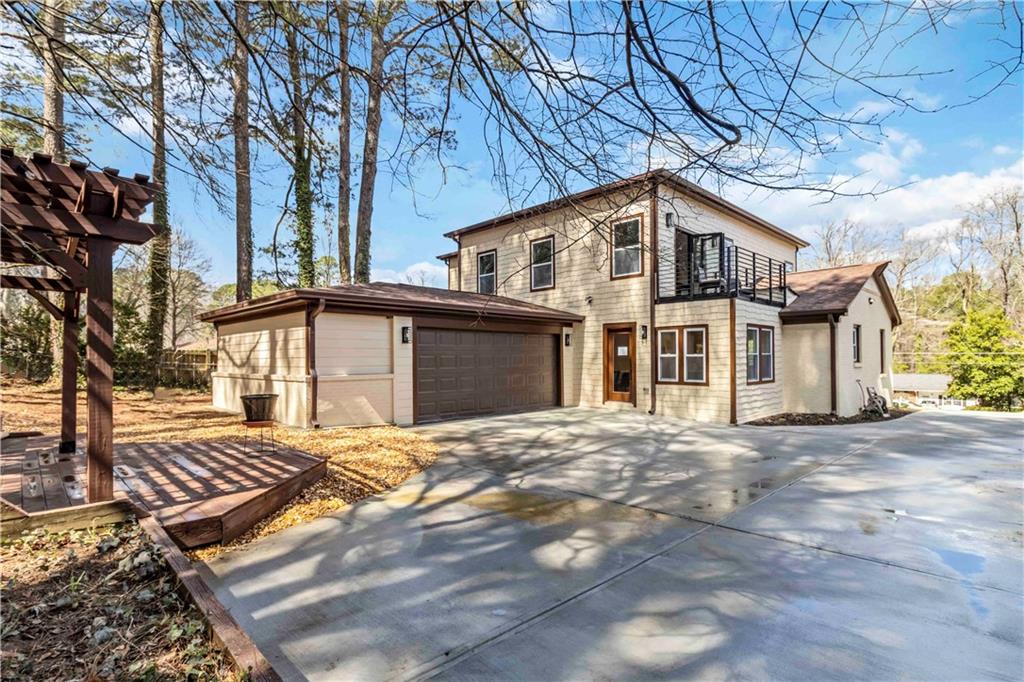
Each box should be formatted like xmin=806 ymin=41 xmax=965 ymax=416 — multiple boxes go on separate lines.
xmin=530 ymin=236 xmax=554 ymax=290
xmin=657 ymin=329 xmax=678 ymax=382
xmin=683 ymin=327 xmax=707 ymax=384
xmin=853 ymin=324 xmax=862 ymax=364
xmin=746 ymin=325 xmax=774 ymax=383
xmin=478 ymin=250 xmax=496 ymax=295
xmin=611 ymin=218 xmax=641 ymax=278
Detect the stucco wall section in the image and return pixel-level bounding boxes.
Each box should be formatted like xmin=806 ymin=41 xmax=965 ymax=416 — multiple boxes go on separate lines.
xmin=735 ymin=299 xmax=785 ymax=423
xmin=212 ymin=373 xmax=310 ymax=428
xmin=652 ymin=298 xmax=731 ymax=423
xmin=835 ymin=282 xmax=895 ymax=416
xmin=782 ymin=323 xmax=831 ymax=414
xmin=457 ymin=188 xmax=655 ymax=411
xmin=393 ymin=316 xmax=414 ymax=425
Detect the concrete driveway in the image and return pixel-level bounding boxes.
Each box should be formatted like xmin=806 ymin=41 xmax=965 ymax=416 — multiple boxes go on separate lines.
xmin=200 ymin=409 xmax=1023 ymax=681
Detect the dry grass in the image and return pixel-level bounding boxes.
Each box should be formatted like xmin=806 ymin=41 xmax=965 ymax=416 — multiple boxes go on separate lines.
xmin=1 ymin=380 xmax=439 ymax=557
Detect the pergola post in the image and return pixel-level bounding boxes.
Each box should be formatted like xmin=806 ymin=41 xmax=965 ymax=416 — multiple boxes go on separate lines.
xmin=58 ymin=292 xmax=79 ymax=453
xmin=86 ymin=238 xmax=115 ymax=502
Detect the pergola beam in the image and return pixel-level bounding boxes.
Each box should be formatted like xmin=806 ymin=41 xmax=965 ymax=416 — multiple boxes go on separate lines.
xmin=6 ymin=228 xmax=88 ymax=287
xmin=1 ymin=203 xmax=158 ymax=244
xmin=24 ymin=289 xmax=64 ymax=320
xmin=0 ymin=274 xmax=78 ymax=292
xmin=60 ymin=293 xmax=80 ymax=453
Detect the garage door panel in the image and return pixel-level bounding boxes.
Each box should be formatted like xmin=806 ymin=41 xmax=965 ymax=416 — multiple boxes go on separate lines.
xmin=415 ymin=327 xmax=559 ymax=423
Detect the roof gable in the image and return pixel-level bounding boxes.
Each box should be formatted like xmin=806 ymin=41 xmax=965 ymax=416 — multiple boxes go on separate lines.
xmin=781 ymin=262 xmax=901 ymax=325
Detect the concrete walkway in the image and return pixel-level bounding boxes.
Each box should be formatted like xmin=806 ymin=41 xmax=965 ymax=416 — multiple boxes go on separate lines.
xmin=200 ymin=409 xmax=1023 ymax=681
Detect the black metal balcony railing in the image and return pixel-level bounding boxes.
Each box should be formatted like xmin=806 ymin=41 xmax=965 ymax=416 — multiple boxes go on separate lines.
xmin=657 ymin=232 xmax=787 ymax=306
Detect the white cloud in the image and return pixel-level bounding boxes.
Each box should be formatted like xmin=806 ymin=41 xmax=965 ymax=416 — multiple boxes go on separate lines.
xmin=727 ymin=156 xmax=1024 ymax=246
xmin=852 ymin=128 xmax=924 ymax=183
xmin=371 ymin=261 xmax=448 ymax=288
xmin=992 ymin=144 xmax=1015 ymax=156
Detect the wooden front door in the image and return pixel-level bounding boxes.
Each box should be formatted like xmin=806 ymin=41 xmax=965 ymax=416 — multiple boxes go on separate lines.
xmin=604 ymin=324 xmax=636 ymax=404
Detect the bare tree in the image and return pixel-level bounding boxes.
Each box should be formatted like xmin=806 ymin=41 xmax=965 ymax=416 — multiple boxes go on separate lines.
xmin=336 ymin=1 xmax=353 ymax=284
xmin=166 ymin=232 xmax=212 ymax=348
xmin=809 ymin=219 xmax=885 ymax=269
xmin=965 ymin=187 xmax=1024 ymax=321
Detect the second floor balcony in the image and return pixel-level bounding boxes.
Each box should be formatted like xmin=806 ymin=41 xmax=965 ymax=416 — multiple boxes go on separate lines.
xmin=656 ymin=232 xmax=788 ymax=307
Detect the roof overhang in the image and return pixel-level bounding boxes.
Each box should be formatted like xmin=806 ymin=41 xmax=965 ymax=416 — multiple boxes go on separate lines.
xmin=199 ymin=286 xmax=584 ymax=326
xmin=443 ymin=170 xmax=809 ymax=249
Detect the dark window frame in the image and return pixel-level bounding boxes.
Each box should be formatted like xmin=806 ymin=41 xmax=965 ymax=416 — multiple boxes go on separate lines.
xmin=477 ymin=249 xmax=497 ymax=295
xmin=879 ymin=328 xmax=886 ymax=374
xmin=529 ymin=235 xmax=556 ymax=291
xmin=853 ymin=324 xmax=862 ymax=364
xmin=746 ymin=323 xmax=775 ymax=384
xmin=609 ymin=214 xmax=644 ymax=280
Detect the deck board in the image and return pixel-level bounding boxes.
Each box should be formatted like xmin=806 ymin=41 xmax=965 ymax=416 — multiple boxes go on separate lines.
xmin=0 ymin=435 xmax=325 ymax=548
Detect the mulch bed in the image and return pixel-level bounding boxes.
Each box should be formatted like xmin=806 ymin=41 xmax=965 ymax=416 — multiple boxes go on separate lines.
xmin=747 ymin=409 xmax=914 ymax=426
xmin=0 ymin=521 xmax=237 ymax=680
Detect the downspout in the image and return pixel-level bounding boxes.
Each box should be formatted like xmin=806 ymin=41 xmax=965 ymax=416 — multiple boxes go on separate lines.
xmin=648 ymin=183 xmax=659 ymax=415
xmin=828 ymin=313 xmax=838 ymax=415
xmin=307 ymin=297 xmax=326 ymax=428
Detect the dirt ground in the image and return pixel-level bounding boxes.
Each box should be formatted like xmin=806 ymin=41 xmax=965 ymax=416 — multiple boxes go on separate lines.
xmin=0 ymin=380 xmax=439 ymax=557
xmin=0 ymin=520 xmax=237 ymax=680
xmin=747 ymin=408 xmax=914 ymax=426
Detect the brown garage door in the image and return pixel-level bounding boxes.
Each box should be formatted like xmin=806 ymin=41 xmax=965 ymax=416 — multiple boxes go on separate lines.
xmin=415 ymin=327 xmax=560 ymax=423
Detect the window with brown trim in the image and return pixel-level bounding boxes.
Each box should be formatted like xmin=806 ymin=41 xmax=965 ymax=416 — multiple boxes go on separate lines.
xmin=657 ymin=328 xmax=678 ymax=382
xmin=611 ymin=218 xmax=642 ymax=278
xmin=746 ymin=324 xmax=774 ymax=383
xmin=530 ymin=236 xmax=554 ymax=291
xmin=683 ymin=327 xmax=707 ymax=384
xmin=478 ymin=250 xmax=496 ymax=295
xmin=656 ymin=325 xmax=708 ymax=385
xmin=853 ymin=324 xmax=862 ymax=364
xmin=879 ymin=329 xmax=886 ymax=373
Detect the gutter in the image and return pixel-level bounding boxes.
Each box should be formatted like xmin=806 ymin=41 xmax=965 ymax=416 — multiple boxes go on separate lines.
xmin=307 ymin=298 xmax=326 ymax=428
xmin=828 ymin=313 xmax=838 ymax=415
xmin=648 ymin=183 xmax=658 ymax=415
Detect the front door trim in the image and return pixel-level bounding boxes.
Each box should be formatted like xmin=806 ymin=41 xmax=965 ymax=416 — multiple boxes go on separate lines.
xmin=603 ymin=322 xmax=637 ymax=406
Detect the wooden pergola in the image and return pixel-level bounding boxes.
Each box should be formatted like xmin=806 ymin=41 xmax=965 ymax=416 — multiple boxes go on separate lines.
xmin=1 ymin=147 xmax=162 ymax=501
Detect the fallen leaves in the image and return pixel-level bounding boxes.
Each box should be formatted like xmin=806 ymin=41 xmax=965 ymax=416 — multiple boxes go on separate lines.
xmin=1 ymin=379 xmax=440 ymax=558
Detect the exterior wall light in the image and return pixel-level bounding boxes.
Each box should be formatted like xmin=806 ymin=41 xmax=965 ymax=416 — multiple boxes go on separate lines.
xmin=640 ymin=325 xmax=648 ymax=341
xmin=564 ymin=333 xmax=572 ymax=347
xmin=401 ymin=326 xmax=411 ymax=344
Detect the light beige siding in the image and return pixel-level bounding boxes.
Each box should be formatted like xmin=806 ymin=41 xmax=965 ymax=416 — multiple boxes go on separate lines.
xmin=212 ymin=310 xmax=310 ymax=427
xmin=446 ymin=259 xmax=460 ymax=290
xmin=735 ymin=299 xmax=785 ymax=423
xmin=392 ymin=316 xmax=414 ymax=425
xmin=782 ymin=323 xmax=831 ymax=414
xmin=653 ymin=298 xmax=731 ymax=422
xmin=314 ymin=312 xmax=398 ymax=428
xmin=216 ymin=310 xmax=307 ymax=375
xmin=458 ymin=188 xmax=654 ymax=411
xmin=835 ymin=283 xmax=894 ymax=416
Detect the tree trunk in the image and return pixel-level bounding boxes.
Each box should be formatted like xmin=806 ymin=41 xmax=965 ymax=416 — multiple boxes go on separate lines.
xmin=336 ymin=1 xmax=352 ymax=284
xmin=232 ymin=0 xmax=252 ymax=301
xmin=41 ymin=0 xmax=65 ymax=161
xmin=354 ymin=16 xmax=385 ymax=284
xmin=285 ymin=23 xmax=314 ymax=288
xmin=145 ymin=0 xmax=171 ymax=391
xmin=41 ymin=0 xmax=67 ymax=383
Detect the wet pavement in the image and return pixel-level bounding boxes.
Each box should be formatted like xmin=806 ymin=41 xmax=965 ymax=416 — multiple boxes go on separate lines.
xmin=201 ymin=408 xmax=1023 ymax=681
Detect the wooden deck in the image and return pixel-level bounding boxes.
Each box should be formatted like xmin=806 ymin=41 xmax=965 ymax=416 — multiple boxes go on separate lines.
xmin=0 ymin=435 xmax=326 ymax=548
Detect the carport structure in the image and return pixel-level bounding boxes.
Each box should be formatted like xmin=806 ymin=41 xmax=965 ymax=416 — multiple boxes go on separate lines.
xmin=1 ymin=148 xmax=162 ymax=501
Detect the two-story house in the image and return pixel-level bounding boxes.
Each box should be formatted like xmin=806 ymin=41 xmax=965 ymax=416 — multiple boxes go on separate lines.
xmin=201 ymin=170 xmax=899 ymax=428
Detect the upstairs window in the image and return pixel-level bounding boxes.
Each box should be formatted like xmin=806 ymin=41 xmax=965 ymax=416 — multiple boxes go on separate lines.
xmin=747 ymin=325 xmax=774 ymax=383
xmin=853 ymin=324 xmax=862 ymax=364
xmin=478 ymin=250 xmax=496 ymax=295
xmin=611 ymin=218 xmax=642 ymax=278
xmin=530 ymin=236 xmax=555 ymax=291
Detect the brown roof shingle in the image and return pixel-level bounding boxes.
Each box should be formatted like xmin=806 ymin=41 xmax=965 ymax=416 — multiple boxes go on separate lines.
xmin=198 ymin=282 xmax=584 ymax=324
xmin=781 ymin=262 xmax=900 ymax=325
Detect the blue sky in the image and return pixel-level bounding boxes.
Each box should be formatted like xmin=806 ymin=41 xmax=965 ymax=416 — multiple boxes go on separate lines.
xmin=75 ymin=4 xmax=1023 ymax=288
